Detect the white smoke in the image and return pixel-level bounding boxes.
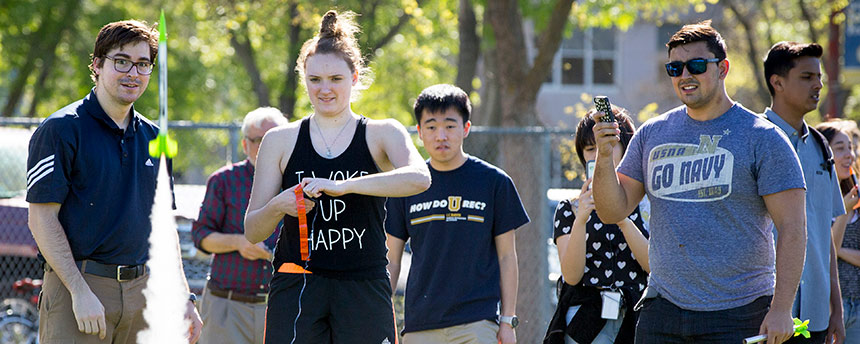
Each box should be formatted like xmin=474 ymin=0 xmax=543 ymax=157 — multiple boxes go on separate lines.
xmin=138 ymin=156 xmax=189 ymax=343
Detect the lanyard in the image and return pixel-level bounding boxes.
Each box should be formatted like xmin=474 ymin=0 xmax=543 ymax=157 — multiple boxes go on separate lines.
xmin=294 ymin=185 xmax=310 ymax=261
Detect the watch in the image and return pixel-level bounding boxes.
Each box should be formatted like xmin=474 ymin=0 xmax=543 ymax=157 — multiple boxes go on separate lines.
xmin=499 ymin=315 xmax=519 ymax=328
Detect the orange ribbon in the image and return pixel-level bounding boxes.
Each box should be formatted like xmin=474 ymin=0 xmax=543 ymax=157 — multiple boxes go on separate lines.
xmin=278 ymin=262 xmax=312 ymax=274
xmin=294 ymin=185 xmax=310 ymax=261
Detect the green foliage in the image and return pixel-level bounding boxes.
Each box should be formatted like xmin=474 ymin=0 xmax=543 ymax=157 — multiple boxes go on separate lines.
xmin=355 ymin=0 xmax=458 ymax=124
xmin=5 ymin=0 xmax=859 ymax=182
xmin=719 ymin=0 xmax=849 ymax=115
xmin=0 ymin=0 xmax=457 ymax=183
xmin=569 ymin=0 xmax=717 ymax=31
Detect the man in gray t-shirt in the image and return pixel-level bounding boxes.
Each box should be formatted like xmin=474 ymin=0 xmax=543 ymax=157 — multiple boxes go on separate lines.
xmin=593 ymin=21 xmax=807 ymax=344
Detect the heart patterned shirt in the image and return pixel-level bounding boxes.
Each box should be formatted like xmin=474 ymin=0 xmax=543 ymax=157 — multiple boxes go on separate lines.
xmin=553 ymin=200 xmax=649 ymax=292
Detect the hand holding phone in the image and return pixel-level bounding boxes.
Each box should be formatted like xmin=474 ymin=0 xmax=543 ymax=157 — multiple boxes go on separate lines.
xmin=594 ymin=96 xmax=615 ymax=122
xmin=851 ymin=166 xmax=858 ymax=188
xmin=850 ymin=167 xmax=860 ymax=210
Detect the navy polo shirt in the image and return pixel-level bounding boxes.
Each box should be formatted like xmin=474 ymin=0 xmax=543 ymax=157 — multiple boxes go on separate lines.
xmin=26 ymin=90 xmax=171 ymax=266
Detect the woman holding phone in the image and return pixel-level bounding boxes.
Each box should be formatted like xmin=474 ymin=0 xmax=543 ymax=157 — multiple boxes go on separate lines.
xmin=544 ymin=106 xmax=649 ymax=344
xmin=817 ymin=120 xmax=860 ymax=343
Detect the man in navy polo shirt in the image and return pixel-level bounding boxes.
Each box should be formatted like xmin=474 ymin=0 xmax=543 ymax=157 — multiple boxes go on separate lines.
xmin=26 ymin=20 xmax=202 ymax=343
xmin=386 ymin=84 xmax=529 ymax=343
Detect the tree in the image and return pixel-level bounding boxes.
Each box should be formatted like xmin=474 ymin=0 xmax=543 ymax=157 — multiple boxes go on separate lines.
xmin=1 ymin=0 xmax=81 ymax=117
xmin=0 ymin=0 xmax=457 ymax=182
xmin=214 ymin=0 xmax=429 ymax=118
xmin=720 ymin=0 xmax=849 ymax=118
xmin=455 ymin=0 xmax=479 ymax=96
xmin=723 ymin=0 xmax=771 ymax=107
xmin=484 ymin=1 xmax=574 ymax=338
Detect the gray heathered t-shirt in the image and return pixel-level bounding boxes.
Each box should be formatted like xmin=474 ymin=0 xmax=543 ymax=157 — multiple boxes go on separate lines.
xmin=617 ymin=103 xmax=805 ymax=311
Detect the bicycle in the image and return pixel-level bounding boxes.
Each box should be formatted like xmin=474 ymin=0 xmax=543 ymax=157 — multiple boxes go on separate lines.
xmin=0 ymin=277 xmax=41 ymax=344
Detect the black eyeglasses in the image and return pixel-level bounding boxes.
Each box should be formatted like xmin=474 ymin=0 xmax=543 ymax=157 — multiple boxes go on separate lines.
xmin=665 ymin=58 xmax=722 ymax=77
xmin=104 ymin=55 xmax=153 ymax=75
xmin=245 ymin=136 xmax=263 ymax=144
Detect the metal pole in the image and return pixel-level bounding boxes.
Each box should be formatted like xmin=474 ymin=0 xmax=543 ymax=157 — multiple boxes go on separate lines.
xmin=228 ymin=125 xmax=240 ymax=164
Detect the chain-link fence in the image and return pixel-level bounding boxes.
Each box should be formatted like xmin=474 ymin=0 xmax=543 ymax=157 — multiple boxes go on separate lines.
xmin=0 ymin=117 xmax=580 ymax=341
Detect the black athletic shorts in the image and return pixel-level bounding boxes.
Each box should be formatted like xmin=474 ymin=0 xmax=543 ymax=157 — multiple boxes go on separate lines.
xmin=264 ymin=272 xmax=397 ymax=344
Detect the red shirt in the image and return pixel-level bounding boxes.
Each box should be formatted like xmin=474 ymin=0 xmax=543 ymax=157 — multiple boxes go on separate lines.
xmin=192 ymin=160 xmax=279 ymax=295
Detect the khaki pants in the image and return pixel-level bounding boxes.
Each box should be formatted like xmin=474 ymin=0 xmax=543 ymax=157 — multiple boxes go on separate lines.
xmin=39 ymin=269 xmax=148 ymax=344
xmin=199 ymin=286 xmax=267 ymax=344
xmin=402 ymin=320 xmax=499 ymax=344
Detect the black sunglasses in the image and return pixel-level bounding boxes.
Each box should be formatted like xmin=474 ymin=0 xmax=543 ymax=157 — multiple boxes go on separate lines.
xmin=665 ymin=58 xmax=722 ymax=77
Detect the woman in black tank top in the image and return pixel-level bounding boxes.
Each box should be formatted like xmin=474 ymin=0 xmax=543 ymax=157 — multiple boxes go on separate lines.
xmin=243 ymin=10 xmax=430 ymax=344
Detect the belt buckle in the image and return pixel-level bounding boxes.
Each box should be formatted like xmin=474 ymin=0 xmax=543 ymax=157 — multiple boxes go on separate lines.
xmin=116 ymin=265 xmax=132 ymax=282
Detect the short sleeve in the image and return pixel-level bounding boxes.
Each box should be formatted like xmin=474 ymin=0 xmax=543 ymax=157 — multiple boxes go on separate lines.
xmin=617 ymin=128 xmax=646 ymax=183
xmin=492 ymin=174 xmax=530 ymax=236
xmin=191 ymin=173 xmax=226 ymax=254
xmin=384 ymin=197 xmax=410 ymax=240
xmin=756 ymin=128 xmax=806 ymax=196
xmin=26 ymin=119 xmax=73 ymax=203
xmin=552 ymin=199 xmax=576 ymax=243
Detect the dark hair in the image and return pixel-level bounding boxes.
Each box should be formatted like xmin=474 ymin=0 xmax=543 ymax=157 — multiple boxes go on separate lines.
xmin=89 ymin=20 xmax=159 ymax=84
xmin=817 ymin=120 xmax=860 ymax=194
xmin=763 ymin=41 xmax=823 ymax=96
xmin=574 ymin=107 xmax=636 ymax=168
xmin=413 ymin=84 xmax=471 ymax=124
xmin=666 ymin=20 xmax=727 ymax=61
xmin=296 ymin=10 xmax=371 ymax=96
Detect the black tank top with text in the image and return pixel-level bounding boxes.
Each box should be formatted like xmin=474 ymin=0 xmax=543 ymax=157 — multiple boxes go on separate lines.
xmin=274 ymin=116 xmax=387 ymax=280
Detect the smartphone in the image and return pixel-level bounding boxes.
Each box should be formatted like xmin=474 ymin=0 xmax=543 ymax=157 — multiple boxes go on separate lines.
xmin=852 ymin=166 xmax=858 ymax=187
xmin=586 ymin=160 xmax=596 ymax=179
xmin=594 ymin=96 xmax=615 ymax=122
xmin=851 ymin=167 xmax=860 ymax=210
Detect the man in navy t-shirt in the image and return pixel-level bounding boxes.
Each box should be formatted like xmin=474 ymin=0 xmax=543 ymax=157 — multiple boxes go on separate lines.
xmin=386 ymin=84 xmax=530 ymax=343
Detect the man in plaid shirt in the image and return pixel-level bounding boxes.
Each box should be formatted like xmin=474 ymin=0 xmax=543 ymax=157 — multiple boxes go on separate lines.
xmin=192 ymin=107 xmax=287 ymax=344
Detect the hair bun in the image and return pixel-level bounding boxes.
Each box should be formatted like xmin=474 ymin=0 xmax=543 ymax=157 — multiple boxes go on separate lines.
xmin=320 ymin=10 xmax=338 ymax=38
xmin=296 ymin=9 xmax=370 ymax=95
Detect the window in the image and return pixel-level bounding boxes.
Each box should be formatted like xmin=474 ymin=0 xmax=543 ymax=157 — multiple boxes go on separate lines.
xmin=545 ymin=28 xmax=617 ymax=87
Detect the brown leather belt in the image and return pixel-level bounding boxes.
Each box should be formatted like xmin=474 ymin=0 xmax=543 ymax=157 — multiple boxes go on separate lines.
xmin=207 ymin=283 xmax=268 ymax=304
